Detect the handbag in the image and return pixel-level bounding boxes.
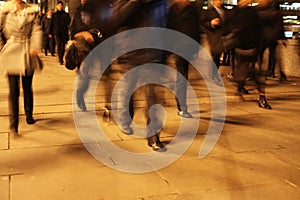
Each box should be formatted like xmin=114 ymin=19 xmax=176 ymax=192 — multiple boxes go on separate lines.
xmin=65 ymin=29 xmax=103 ymax=70
xmin=30 ymin=54 xmax=43 ymax=72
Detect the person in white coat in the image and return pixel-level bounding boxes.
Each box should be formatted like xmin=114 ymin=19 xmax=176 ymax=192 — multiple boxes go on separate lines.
xmin=0 ymin=0 xmax=43 ymax=136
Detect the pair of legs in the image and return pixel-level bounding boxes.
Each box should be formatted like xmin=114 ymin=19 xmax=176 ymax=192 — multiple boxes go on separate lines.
xmin=234 ymin=48 xmax=271 ymax=109
xmin=111 ymin=63 xmax=164 ymax=150
xmin=55 ymin=36 xmax=67 ymax=64
xmin=7 ymin=74 xmax=35 ymax=133
xmin=258 ymin=41 xmax=277 ymax=77
xmin=43 ymin=35 xmax=55 ymax=56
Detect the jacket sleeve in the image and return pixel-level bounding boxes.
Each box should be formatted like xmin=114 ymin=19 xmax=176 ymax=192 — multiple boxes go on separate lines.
xmin=69 ymin=9 xmax=90 ymax=40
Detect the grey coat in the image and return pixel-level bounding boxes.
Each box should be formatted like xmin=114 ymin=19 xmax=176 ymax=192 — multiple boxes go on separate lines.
xmin=0 ymin=1 xmax=43 ymax=76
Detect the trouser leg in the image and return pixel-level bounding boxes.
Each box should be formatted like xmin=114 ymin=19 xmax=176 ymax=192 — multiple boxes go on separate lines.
xmin=144 ymin=84 xmax=161 ymax=145
xmin=55 ymin=36 xmax=65 ymax=63
xmin=173 ymin=55 xmax=189 ymax=112
xmin=8 ymin=75 xmax=20 ymax=131
xmin=22 ymin=75 xmax=34 ymax=118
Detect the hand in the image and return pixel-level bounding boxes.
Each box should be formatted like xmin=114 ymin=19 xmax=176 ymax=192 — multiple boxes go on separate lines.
xmin=76 ymin=31 xmax=94 ymax=43
xmin=211 ymin=18 xmax=220 ymax=27
xmin=30 ymin=48 xmax=39 ymax=56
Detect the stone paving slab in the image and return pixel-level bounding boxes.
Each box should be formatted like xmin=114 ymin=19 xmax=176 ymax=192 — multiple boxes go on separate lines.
xmin=0 ymin=145 xmax=103 ymax=176
xmin=1 ymin=54 xmax=300 ymax=199
xmin=158 ymin=151 xmax=300 ymax=198
xmin=0 ymin=132 xmax=8 ymax=150
xmin=173 ymin=180 xmax=299 ymax=200
xmin=0 ymin=175 xmax=9 ymax=200
xmin=10 ymin=167 xmax=176 ymax=200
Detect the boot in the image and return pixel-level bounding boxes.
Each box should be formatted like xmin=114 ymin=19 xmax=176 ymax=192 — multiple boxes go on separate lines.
xmin=258 ymin=95 xmax=272 ymax=109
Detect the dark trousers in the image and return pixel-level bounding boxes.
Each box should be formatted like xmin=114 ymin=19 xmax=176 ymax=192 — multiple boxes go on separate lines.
xmin=43 ymin=35 xmax=55 ymax=55
xmin=234 ymin=48 xmax=265 ymax=94
xmin=259 ymin=42 xmax=277 ymax=74
xmin=8 ymin=74 xmax=34 ymax=131
xmin=55 ymin=36 xmax=67 ymax=63
xmin=111 ymin=63 xmax=162 ymax=145
xmin=167 ymin=54 xmax=189 ymax=112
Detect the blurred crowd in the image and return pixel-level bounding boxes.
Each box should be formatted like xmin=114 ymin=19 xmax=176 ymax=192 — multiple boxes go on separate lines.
xmin=0 ymin=0 xmax=288 ymax=150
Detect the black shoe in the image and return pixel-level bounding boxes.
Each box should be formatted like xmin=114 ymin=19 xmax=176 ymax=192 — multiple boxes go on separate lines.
xmin=258 ymin=95 xmax=272 ymax=109
xmin=26 ymin=116 xmax=35 ymax=124
xmin=120 ymin=125 xmax=133 ymax=135
xmin=11 ymin=127 xmax=18 ymax=133
xmin=11 ymin=128 xmax=20 ymax=138
xmin=238 ymin=87 xmax=249 ymax=94
xmin=148 ymin=142 xmax=164 ymax=151
xmin=177 ymin=110 xmax=193 ymax=118
xmin=266 ymin=71 xmax=276 ymax=78
xmin=279 ymin=70 xmax=288 ymax=83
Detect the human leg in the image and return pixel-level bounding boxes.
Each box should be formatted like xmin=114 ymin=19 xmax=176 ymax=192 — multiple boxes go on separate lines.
xmin=55 ymin=36 xmax=64 ymax=64
xmin=22 ymin=75 xmax=35 ymax=124
xmin=8 ymin=75 xmax=20 ymax=133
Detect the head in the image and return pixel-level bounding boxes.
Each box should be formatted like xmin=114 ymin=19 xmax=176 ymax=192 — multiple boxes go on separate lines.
xmin=81 ymin=0 xmax=88 ymax=5
xmin=56 ymin=1 xmax=64 ymax=11
xmin=238 ymin=0 xmax=253 ymax=7
xmin=65 ymin=37 xmax=93 ymax=70
xmin=46 ymin=9 xmax=53 ymax=17
xmin=212 ymin=0 xmax=223 ymax=8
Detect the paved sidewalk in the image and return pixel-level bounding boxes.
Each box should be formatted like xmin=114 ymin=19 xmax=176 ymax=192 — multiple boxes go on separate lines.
xmin=0 ymin=54 xmax=300 ymax=200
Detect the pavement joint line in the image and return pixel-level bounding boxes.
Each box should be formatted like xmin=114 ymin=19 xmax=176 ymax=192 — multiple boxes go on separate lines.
xmin=2 ymin=143 xmax=85 ymax=151
xmin=264 ymin=150 xmax=300 ymax=169
xmin=8 ymin=132 xmax=10 ymax=150
xmin=284 ymin=179 xmax=298 ymax=188
xmin=141 ymin=192 xmax=179 ymax=199
xmin=9 ymin=175 xmax=11 ymax=200
xmin=204 ymin=180 xmax=278 ymax=192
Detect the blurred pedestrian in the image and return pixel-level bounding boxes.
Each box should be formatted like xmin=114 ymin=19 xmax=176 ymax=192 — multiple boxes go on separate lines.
xmin=228 ymin=0 xmax=272 ymax=109
xmin=110 ymin=0 xmax=169 ymax=151
xmin=0 ymin=0 xmax=43 ymax=136
xmin=41 ymin=9 xmax=55 ymax=56
xmin=37 ymin=10 xmax=44 ymax=25
xmin=51 ymin=1 xmax=71 ymax=65
xmin=256 ymin=0 xmax=285 ymax=79
xmin=201 ymin=0 xmax=230 ymax=81
xmin=167 ymin=0 xmax=200 ymax=118
xmin=68 ymin=0 xmax=108 ymax=111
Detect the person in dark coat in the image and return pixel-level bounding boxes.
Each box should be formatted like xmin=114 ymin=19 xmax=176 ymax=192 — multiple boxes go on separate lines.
xmin=51 ymin=1 xmax=71 ymax=65
xmin=228 ymin=0 xmax=272 ymax=109
xmin=68 ymin=0 xmax=108 ymax=111
xmin=41 ymin=9 xmax=55 ymax=56
xmin=256 ymin=1 xmax=285 ymax=78
xmin=167 ymin=0 xmax=200 ymax=118
xmin=201 ymin=0 xmax=230 ymax=81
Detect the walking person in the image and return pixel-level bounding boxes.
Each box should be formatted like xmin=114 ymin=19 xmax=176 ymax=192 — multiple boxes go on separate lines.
xmin=51 ymin=1 xmax=71 ymax=65
xmin=69 ymin=0 xmax=109 ymax=111
xmin=41 ymin=9 xmax=55 ymax=56
xmin=167 ymin=0 xmax=200 ymax=118
xmin=256 ymin=1 xmax=285 ymax=79
xmin=228 ymin=0 xmax=272 ymax=109
xmin=110 ymin=0 xmax=169 ymax=151
xmin=0 ymin=0 xmax=43 ymax=136
xmin=201 ymin=0 xmax=230 ymax=81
